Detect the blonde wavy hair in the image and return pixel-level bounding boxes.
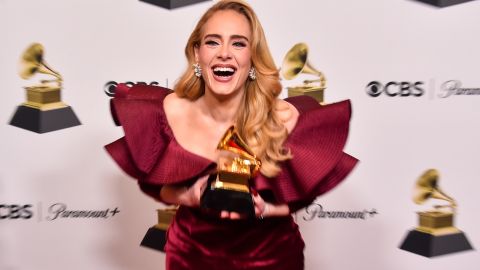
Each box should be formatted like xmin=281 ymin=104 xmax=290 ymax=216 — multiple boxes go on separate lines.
xmin=174 ymin=0 xmax=291 ymax=177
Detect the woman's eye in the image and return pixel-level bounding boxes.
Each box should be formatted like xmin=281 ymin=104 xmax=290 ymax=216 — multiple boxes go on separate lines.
xmin=205 ymin=40 xmax=219 ymax=46
xmin=233 ymin=41 xmax=246 ymax=48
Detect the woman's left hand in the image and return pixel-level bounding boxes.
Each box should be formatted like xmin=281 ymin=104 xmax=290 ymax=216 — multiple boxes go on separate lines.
xmin=219 ymin=190 xmax=290 ymax=220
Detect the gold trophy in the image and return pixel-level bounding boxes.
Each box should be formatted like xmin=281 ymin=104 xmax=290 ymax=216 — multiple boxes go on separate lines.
xmin=281 ymin=43 xmax=326 ymax=104
xmin=399 ymin=169 xmax=473 ymax=257
xmin=140 ymin=126 xmax=261 ymax=251
xmin=140 ymin=207 xmax=178 ymax=252
xmin=9 ymin=43 xmax=80 ymax=133
xmin=201 ymin=126 xmax=261 ymax=217
xmin=141 ymin=127 xmax=260 ymax=251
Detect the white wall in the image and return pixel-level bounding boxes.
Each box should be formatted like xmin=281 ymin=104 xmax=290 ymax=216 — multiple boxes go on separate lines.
xmin=1 ymin=0 xmax=479 ymax=269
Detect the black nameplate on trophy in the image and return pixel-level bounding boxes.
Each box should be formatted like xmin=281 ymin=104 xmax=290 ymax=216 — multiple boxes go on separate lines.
xmin=140 ymin=226 xmax=167 ymax=252
xmin=139 ymin=0 xmax=210 ymax=9
xmin=9 ymin=105 xmax=81 ymax=133
xmin=200 ymin=173 xmax=255 ymax=217
xmin=413 ymin=0 xmax=476 ymax=7
xmin=399 ymin=230 xmax=473 ymax=257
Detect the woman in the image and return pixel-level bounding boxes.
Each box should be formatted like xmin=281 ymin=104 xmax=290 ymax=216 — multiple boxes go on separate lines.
xmin=106 ymin=0 xmax=357 ymax=269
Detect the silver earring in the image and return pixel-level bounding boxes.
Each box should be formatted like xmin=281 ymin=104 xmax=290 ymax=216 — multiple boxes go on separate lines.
xmin=193 ymin=63 xmax=202 ymax=78
xmin=248 ymin=67 xmax=256 ymax=80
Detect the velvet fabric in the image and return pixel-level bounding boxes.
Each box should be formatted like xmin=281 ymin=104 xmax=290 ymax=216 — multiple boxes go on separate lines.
xmin=105 ymin=84 xmax=358 ymax=269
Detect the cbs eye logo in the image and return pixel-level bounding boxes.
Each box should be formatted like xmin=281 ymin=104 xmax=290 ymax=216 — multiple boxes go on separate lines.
xmin=366 ymin=81 xmax=425 ymax=97
xmin=0 ymin=204 xmax=33 ymax=219
xmin=104 ymin=81 xmax=160 ymax=97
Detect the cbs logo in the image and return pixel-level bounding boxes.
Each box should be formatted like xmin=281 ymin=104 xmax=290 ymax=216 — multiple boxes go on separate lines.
xmin=104 ymin=81 xmax=160 ymax=97
xmin=0 ymin=204 xmax=33 ymax=219
xmin=366 ymin=81 xmax=425 ymax=97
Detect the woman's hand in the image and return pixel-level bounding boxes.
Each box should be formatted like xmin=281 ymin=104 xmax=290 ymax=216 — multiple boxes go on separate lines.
xmin=219 ymin=190 xmax=290 ymax=220
xmin=159 ymin=175 xmax=209 ymax=207
xmin=183 ymin=175 xmax=209 ymax=207
xmin=161 ymin=179 xmax=290 ymax=219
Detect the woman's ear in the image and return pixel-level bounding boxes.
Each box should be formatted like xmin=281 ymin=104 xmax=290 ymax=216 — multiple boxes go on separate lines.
xmin=194 ymin=45 xmax=199 ymax=63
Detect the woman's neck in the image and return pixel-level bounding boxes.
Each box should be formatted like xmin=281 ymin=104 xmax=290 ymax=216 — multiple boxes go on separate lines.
xmin=197 ymin=88 xmax=244 ymax=125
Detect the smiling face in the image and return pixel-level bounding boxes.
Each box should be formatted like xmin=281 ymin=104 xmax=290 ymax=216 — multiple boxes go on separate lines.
xmin=194 ymin=10 xmax=252 ymax=98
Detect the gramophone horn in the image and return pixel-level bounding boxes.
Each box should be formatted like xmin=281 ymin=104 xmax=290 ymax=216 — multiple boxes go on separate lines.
xmin=281 ymin=43 xmax=323 ymax=80
xmin=217 ymin=126 xmax=260 ymax=173
xmin=413 ymin=169 xmax=456 ymax=207
xmin=19 ymin=43 xmax=62 ymax=81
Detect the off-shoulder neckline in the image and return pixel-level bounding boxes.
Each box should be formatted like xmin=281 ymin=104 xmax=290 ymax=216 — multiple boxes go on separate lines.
xmin=160 ymin=92 xmax=217 ymax=164
xmin=157 ymin=89 xmax=312 ymax=164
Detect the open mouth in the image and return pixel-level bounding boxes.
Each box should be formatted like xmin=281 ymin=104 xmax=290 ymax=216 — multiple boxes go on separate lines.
xmin=212 ymin=65 xmax=236 ymax=77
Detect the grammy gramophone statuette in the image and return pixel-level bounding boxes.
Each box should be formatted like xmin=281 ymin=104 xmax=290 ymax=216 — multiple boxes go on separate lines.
xmin=140 ymin=0 xmax=210 ymax=10
xmin=9 ymin=43 xmax=80 ymax=133
xmin=414 ymin=0 xmax=475 ymax=8
xmin=399 ymin=169 xmax=473 ymax=257
xmin=140 ymin=207 xmax=177 ymax=252
xmin=200 ymin=126 xmax=261 ymax=218
xmin=282 ymin=43 xmax=327 ymax=104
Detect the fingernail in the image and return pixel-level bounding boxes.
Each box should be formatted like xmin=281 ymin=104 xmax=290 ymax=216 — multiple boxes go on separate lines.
xmin=251 ymin=189 xmax=258 ymax=196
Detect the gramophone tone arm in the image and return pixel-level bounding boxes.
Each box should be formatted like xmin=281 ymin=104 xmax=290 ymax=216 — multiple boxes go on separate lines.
xmin=303 ymin=78 xmax=327 ymax=89
xmin=40 ymin=79 xmax=63 ymax=88
xmin=303 ymin=79 xmax=321 ymax=84
xmin=303 ymin=72 xmax=326 ymax=87
xmin=433 ymin=203 xmax=457 ymax=213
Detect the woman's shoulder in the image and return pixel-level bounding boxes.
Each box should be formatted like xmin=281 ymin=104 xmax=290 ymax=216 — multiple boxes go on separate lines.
xmin=105 ymin=85 xmax=215 ymax=186
xmin=163 ymin=91 xmax=193 ymax=118
xmin=275 ymin=99 xmax=299 ymax=134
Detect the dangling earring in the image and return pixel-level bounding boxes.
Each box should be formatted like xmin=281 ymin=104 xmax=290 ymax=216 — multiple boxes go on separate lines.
xmin=248 ymin=67 xmax=256 ymax=80
xmin=193 ymin=63 xmax=202 ymax=78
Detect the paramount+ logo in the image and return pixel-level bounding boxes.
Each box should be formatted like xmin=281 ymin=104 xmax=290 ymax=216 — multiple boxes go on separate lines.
xmin=366 ymin=81 xmax=425 ymax=97
xmin=1 ymin=203 xmax=120 ymax=221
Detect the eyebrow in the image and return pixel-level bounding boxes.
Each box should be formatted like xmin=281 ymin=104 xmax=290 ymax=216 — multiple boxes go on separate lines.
xmin=204 ymin=34 xmax=249 ymax=42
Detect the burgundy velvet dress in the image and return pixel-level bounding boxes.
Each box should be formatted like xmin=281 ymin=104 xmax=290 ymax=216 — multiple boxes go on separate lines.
xmin=105 ymin=84 xmax=358 ymax=270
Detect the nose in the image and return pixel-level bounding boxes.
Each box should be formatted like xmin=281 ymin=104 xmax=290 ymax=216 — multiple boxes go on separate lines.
xmin=217 ymin=44 xmax=232 ymax=60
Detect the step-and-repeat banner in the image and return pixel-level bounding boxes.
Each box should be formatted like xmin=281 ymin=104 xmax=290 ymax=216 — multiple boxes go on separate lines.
xmin=1 ymin=0 xmax=478 ymax=269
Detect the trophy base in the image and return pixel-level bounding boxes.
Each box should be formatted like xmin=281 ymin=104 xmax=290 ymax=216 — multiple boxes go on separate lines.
xmin=287 ymin=86 xmax=325 ymax=104
xmin=399 ymin=229 xmax=473 ymax=257
xmin=139 ymin=0 xmax=210 ymax=9
xmin=9 ymin=105 xmax=81 ymax=133
xmin=140 ymin=226 xmax=167 ymax=252
xmin=414 ymin=0 xmax=475 ymax=7
xmin=201 ymin=174 xmax=255 ymax=217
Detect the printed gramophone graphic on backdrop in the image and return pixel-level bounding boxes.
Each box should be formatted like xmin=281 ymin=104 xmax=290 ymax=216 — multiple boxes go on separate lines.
xmin=399 ymin=169 xmax=473 ymax=257
xmin=413 ymin=0 xmax=477 ymax=8
xmin=140 ymin=206 xmax=177 ymax=252
xmin=9 ymin=43 xmax=80 ymax=133
xmin=139 ymin=0 xmax=210 ymax=10
xmin=281 ymin=43 xmax=327 ymax=104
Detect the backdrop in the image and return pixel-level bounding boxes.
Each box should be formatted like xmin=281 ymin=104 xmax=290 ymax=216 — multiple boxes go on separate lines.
xmin=1 ymin=0 xmax=479 ymax=269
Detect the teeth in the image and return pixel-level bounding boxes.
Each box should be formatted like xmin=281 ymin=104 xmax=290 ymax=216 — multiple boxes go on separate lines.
xmin=213 ymin=67 xmax=235 ymax=72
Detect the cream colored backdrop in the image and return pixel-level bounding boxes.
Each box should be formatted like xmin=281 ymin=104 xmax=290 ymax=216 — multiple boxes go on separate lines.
xmin=1 ymin=0 xmax=479 ymax=269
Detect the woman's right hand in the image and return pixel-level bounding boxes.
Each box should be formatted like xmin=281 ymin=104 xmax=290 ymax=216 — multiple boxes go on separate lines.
xmin=159 ymin=175 xmax=209 ymax=207
xmin=183 ymin=175 xmax=209 ymax=207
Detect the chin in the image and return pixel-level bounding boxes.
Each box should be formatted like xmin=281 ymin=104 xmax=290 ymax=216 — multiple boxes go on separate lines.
xmin=205 ymin=74 xmax=245 ymax=97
